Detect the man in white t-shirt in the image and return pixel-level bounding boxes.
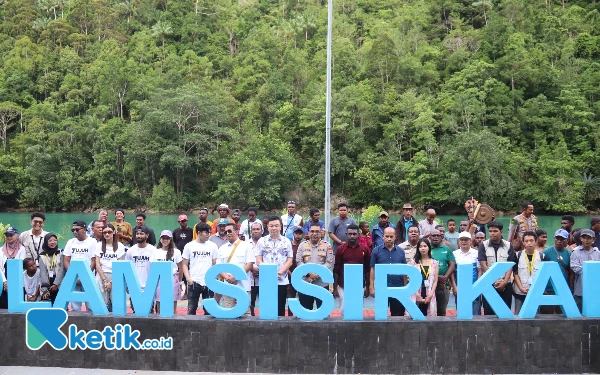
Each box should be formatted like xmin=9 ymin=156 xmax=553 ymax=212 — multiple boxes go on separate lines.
xmin=182 ymin=222 xmax=218 ymax=315
xmin=239 ymin=207 xmax=260 ymax=241
xmin=281 ymin=201 xmax=303 ymax=241
xmin=125 ymin=226 xmax=156 ymax=291
xmin=63 ymin=220 xmax=97 ymax=312
xmin=217 ymin=222 xmax=254 ymax=315
xmin=19 ymin=212 xmax=48 ymax=264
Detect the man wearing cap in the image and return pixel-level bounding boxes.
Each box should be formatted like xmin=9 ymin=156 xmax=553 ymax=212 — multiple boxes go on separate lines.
xmin=239 ymin=207 xmax=260 ymax=241
xmin=541 ymin=229 xmax=573 ymax=314
xmin=399 ymin=225 xmax=420 ymax=262
xmin=419 ymin=209 xmax=438 ymax=239
xmin=287 ymin=226 xmax=305 ymax=315
xmin=125 ymin=226 xmax=156 ymax=297
xmin=590 ymin=217 xmax=600 ymax=249
xmin=216 ymin=222 xmax=255 ymax=314
xmin=209 ymin=218 xmax=230 ymax=248
xmin=395 ymin=203 xmax=417 ymax=243
xmin=0 ymin=226 xmax=27 ymax=309
xmin=282 ymin=200 xmax=304 ymax=241
xmin=430 ymin=229 xmax=455 ymax=316
xmin=296 ymin=223 xmax=334 ymax=310
xmin=570 ymin=228 xmax=600 ymax=312
xmin=19 ymin=212 xmax=48 ymax=263
xmin=450 ymin=231 xmax=482 ymax=315
xmin=210 ymin=204 xmax=233 ymax=235
xmin=372 ymin=211 xmax=395 ymax=250
xmin=173 ymin=215 xmax=194 ymax=251
xmin=131 ymin=213 xmax=157 ymax=246
xmin=508 ymin=202 xmax=537 ymax=245
xmin=63 ymin=220 xmax=97 ymax=312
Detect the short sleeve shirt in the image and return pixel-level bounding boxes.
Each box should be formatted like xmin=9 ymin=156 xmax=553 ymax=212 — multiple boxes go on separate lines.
xmin=182 ymin=241 xmax=218 ymax=285
xmin=124 ymin=245 xmax=156 ymax=289
xmin=370 ymin=245 xmax=407 ymax=287
xmin=453 ymin=248 xmax=480 ymax=283
xmin=217 ymin=240 xmax=255 ymax=291
xmin=94 ymin=243 xmax=126 ymax=273
xmin=257 ymin=235 xmax=293 ymax=285
xmin=431 ymin=245 xmax=455 ymax=276
xmin=150 ymin=248 xmax=183 ymax=275
xmin=64 ymin=237 xmax=97 ymax=265
xmin=328 ymin=216 xmax=358 ymax=251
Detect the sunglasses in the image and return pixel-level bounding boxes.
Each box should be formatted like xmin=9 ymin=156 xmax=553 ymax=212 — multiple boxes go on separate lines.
xmin=71 ymin=228 xmax=84 ymax=233
xmin=225 ymin=229 xmax=235 ymax=234
xmin=161 ymin=236 xmax=172 ymax=240
xmin=103 ymin=230 xmax=114 ymax=235
xmin=179 ymin=219 xmax=188 ymax=222
xmin=32 ymin=220 xmax=44 ymax=224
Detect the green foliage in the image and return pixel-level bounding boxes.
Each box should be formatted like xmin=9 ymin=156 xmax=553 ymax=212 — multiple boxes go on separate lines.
xmin=360 ymin=205 xmax=383 ymax=226
xmin=0 ymin=0 xmax=597 ymax=213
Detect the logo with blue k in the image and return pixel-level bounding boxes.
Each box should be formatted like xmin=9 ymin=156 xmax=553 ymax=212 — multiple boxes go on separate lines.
xmin=26 ymin=308 xmax=68 ymax=350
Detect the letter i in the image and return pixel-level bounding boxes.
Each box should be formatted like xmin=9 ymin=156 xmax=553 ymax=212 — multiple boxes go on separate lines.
xmin=115 ymin=324 xmax=123 ymax=349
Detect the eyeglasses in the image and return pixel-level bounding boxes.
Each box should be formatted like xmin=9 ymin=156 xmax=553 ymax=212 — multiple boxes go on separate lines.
xmin=103 ymin=231 xmax=114 ymax=235
xmin=32 ymin=220 xmax=44 ymax=225
xmin=71 ymin=228 xmax=84 ymax=233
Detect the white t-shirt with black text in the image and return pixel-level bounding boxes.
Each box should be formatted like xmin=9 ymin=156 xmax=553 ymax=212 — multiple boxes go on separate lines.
xmin=150 ymin=248 xmax=183 ymax=275
xmin=125 ymin=244 xmax=156 ymax=289
xmin=63 ymin=236 xmax=97 ymax=265
xmin=94 ymin=243 xmax=126 ymax=273
xmin=182 ymin=241 xmax=218 ymax=285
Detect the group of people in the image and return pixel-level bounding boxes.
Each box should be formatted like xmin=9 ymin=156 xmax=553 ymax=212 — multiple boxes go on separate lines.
xmin=1 ymin=200 xmax=599 ymax=317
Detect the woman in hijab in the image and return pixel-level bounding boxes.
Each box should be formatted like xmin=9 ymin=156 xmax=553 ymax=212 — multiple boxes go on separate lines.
xmin=0 ymin=226 xmax=27 ymax=309
xmin=39 ymin=233 xmax=65 ymax=304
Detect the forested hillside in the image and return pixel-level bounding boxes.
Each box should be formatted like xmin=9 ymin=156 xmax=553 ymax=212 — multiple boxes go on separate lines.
xmin=0 ymin=0 xmax=599 ymax=212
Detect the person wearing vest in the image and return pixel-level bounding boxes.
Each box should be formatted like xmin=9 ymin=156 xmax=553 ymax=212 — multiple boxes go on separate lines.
xmin=395 ymin=203 xmax=417 ymax=243
xmin=19 ymin=212 xmax=48 ymax=264
xmin=295 ymin=223 xmax=334 ymax=310
xmin=477 ymin=221 xmax=517 ymax=316
xmin=508 ymin=202 xmax=538 ymax=250
xmin=513 ymin=231 xmax=546 ymax=314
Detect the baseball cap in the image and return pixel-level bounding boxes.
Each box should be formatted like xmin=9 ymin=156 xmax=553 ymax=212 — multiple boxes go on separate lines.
xmin=458 ymin=231 xmax=472 ymax=239
xmin=135 ymin=225 xmax=150 ymax=234
xmin=4 ymin=226 xmax=18 ymax=235
xmin=178 ymin=214 xmax=188 ymax=222
xmin=217 ymin=218 xmax=231 ymax=226
xmin=160 ymin=230 xmax=173 ymax=238
xmin=554 ymin=229 xmax=569 ymax=239
xmin=580 ymin=229 xmax=596 ymax=238
xmin=379 ymin=211 xmax=389 ymax=217
xmin=72 ymin=220 xmax=87 ymax=228
xmin=293 ymin=225 xmax=304 ymax=233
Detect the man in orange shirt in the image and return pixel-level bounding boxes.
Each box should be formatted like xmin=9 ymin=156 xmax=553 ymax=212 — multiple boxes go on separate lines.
xmin=211 ymin=204 xmax=233 ymax=234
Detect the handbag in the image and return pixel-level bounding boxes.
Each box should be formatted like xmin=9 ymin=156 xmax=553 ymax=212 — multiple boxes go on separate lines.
xmin=217 ymin=240 xmax=241 ymax=282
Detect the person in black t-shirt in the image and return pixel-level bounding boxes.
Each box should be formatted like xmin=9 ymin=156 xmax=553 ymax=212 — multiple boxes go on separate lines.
xmin=173 ymin=215 xmax=193 ymax=250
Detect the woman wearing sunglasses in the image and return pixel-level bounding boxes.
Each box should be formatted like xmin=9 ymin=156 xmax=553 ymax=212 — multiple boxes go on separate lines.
xmin=151 ymin=230 xmax=183 ymax=314
xmin=94 ymin=223 xmax=125 ymax=311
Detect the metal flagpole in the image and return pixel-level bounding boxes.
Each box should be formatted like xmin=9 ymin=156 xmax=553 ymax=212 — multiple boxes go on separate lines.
xmin=324 ymin=0 xmax=333 ymax=235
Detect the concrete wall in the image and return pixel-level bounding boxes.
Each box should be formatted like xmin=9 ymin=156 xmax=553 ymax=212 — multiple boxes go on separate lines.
xmin=1 ymin=311 xmax=598 ymax=374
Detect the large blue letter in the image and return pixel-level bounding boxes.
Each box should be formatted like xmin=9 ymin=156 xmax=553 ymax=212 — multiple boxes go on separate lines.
xmin=288 ymin=264 xmax=334 ymax=320
xmin=519 ymin=262 xmax=580 ymax=318
xmin=204 ymin=264 xmax=250 ymax=318
xmin=7 ymin=259 xmax=52 ymax=312
xmin=53 ymin=260 xmax=107 ymax=314
xmin=583 ymin=261 xmax=600 ymax=317
xmin=374 ymin=264 xmax=423 ymax=320
xmin=457 ymin=262 xmax=514 ymax=319
xmin=342 ymin=264 xmax=364 ymax=320
xmin=112 ymin=260 xmax=173 ymax=317
xmin=258 ymin=264 xmax=278 ymax=320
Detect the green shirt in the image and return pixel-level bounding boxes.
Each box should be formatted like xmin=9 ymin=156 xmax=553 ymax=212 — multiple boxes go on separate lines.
xmin=431 ymin=244 xmax=455 ymax=276
xmin=542 ymin=246 xmax=571 ymax=292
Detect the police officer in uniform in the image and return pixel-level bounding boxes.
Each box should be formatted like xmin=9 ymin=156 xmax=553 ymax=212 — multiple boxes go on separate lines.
xmin=295 ymin=223 xmax=335 ymax=310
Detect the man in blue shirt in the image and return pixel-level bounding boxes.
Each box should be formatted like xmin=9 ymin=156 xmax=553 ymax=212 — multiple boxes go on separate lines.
xmin=303 ymin=208 xmax=325 ymax=239
xmin=541 ymin=229 xmax=573 ymax=314
xmin=369 ymin=227 xmax=407 ymax=316
xmin=372 ymin=211 xmax=395 ymax=249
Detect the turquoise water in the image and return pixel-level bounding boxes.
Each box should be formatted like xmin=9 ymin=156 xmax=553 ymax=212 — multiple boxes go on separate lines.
xmin=0 ymin=212 xmax=594 ymax=247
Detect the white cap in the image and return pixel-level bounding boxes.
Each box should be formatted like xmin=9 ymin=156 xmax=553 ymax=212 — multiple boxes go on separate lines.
xmin=458 ymin=231 xmax=472 ymax=239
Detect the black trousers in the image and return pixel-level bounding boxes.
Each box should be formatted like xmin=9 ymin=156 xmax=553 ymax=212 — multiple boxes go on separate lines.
xmin=277 ymin=284 xmax=288 ymax=316
xmin=188 ymin=282 xmax=214 ymax=315
xmin=250 ymin=285 xmax=259 ymax=316
xmin=482 ymin=282 xmax=513 ymax=315
xmin=298 ymin=286 xmax=328 ymax=310
xmin=389 ymin=297 xmax=406 ymax=316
